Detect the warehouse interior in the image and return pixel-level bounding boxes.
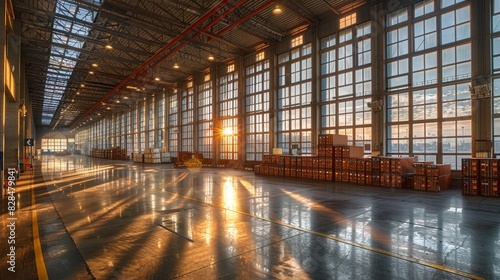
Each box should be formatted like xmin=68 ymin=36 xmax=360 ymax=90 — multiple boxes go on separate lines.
xmin=1 ymin=0 xmax=500 ymax=279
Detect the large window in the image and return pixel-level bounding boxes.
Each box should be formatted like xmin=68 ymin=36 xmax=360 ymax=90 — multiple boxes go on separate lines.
xmin=219 ymin=64 xmax=239 ymax=160
xmin=198 ymin=74 xmax=213 ymax=159
xmin=168 ymin=92 xmax=178 ymax=153
xmin=386 ymin=0 xmax=471 ymax=169
xmin=181 ymin=81 xmax=194 ymax=152
xmin=493 ymin=0 xmax=500 ymax=157
xmin=319 ymin=22 xmax=372 ymax=152
xmin=147 ymin=97 xmax=155 ymax=149
xmin=41 ymin=138 xmax=68 ymax=152
xmin=139 ymin=101 xmax=146 ymax=152
xmin=245 ymin=52 xmax=270 ymax=161
xmin=277 ymin=36 xmax=313 ymax=154
xmin=156 ymin=94 xmax=165 ymax=148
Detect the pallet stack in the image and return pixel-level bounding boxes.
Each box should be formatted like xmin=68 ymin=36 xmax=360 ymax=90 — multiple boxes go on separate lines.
xmin=133 ymin=152 xmax=144 ymax=163
xmin=463 ymin=158 xmax=499 ymax=197
xmin=479 ymin=159 xmax=499 ymax=197
xmin=413 ymin=162 xmax=433 ymax=191
xmin=90 ymin=148 xmax=128 ymax=160
xmin=144 ymin=148 xmax=161 ymax=164
xmin=426 ymin=164 xmax=452 ymax=192
xmin=462 ymin=158 xmax=480 ymax=196
xmin=378 ymin=157 xmax=416 ymax=188
xmin=317 ymin=134 xmax=335 ymax=181
xmin=161 ymin=149 xmax=172 ymax=163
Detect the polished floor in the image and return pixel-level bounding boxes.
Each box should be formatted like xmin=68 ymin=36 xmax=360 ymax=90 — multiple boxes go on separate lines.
xmin=1 ymin=155 xmax=500 ymax=279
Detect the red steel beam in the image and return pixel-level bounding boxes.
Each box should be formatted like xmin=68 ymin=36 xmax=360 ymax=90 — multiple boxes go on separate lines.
xmin=71 ymin=0 xmax=233 ymax=127
xmin=71 ymin=0 xmax=277 ymax=128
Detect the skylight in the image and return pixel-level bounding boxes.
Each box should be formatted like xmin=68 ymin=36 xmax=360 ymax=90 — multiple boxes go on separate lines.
xmin=42 ymin=0 xmax=101 ymax=126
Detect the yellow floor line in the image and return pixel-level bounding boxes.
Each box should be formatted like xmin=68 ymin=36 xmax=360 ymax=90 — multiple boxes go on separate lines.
xmin=160 ymin=187 xmax=484 ymax=280
xmin=31 ymin=184 xmax=49 ymax=280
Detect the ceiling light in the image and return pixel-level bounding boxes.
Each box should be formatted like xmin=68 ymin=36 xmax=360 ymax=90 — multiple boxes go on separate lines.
xmin=208 ymin=55 xmax=215 ymax=61
xmin=80 ymin=84 xmax=85 ymax=87
xmin=76 ymin=92 xmax=80 ymax=95
xmin=89 ymin=71 xmax=94 ymax=74
xmin=105 ymin=44 xmax=113 ymax=49
xmin=92 ymin=63 xmax=98 ymax=67
xmin=155 ymin=77 xmax=160 ymax=81
xmin=273 ymin=5 xmax=282 ymax=15
xmin=173 ymin=63 xmax=179 ymax=69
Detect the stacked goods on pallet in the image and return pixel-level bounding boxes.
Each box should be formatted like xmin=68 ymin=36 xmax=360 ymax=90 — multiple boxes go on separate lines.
xmin=133 ymin=152 xmax=144 ymax=163
xmin=413 ymin=162 xmax=433 ymax=191
xmin=463 ymin=158 xmax=500 ymax=197
xmin=344 ymin=146 xmax=364 ymax=183
xmin=462 ymin=158 xmax=480 ymax=195
xmin=334 ymin=146 xmax=343 ymax=182
xmin=380 ymin=157 xmax=392 ymax=187
xmin=426 ymin=164 xmax=452 ymax=192
xmin=90 ymin=148 xmax=128 ymax=160
xmin=373 ymin=156 xmax=416 ymax=188
xmin=479 ymin=159 xmax=499 ymax=197
xmin=391 ymin=157 xmax=417 ymax=188
xmin=144 ymin=148 xmax=161 ymax=163
xmin=371 ymin=156 xmax=381 ymax=186
xmin=111 ymin=147 xmax=128 ymax=160
xmin=317 ymin=135 xmax=335 ymax=181
xmin=161 ymin=152 xmax=172 ymax=163
xmin=364 ymin=157 xmax=373 ymax=185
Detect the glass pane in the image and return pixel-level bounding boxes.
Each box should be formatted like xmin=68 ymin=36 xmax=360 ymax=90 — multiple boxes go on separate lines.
xmin=442 ymin=121 xmax=456 ymax=136
xmin=442 ymin=138 xmax=456 ymax=153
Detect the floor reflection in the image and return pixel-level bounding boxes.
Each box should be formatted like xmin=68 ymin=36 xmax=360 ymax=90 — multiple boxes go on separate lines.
xmin=39 ymin=155 xmax=499 ymax=279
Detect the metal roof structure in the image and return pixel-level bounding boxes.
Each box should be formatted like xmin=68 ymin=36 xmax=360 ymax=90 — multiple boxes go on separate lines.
xmin=13 ymin=0 xmax=366 ymax=130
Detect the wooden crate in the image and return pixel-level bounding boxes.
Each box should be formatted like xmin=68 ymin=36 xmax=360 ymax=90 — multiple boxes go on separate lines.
xmin=414 ymin=162 xmax=433 ymax=176
xmin=427 ymin=175 xmax=451 ymax=192
xmin=349 ymin=158 xmax=357 ymax=171
xmin=426 ymin=164 xmax=451 ymax=177
xmin=371 ymin=172 xmax=381 ymax=186
xmin=391 ymin=157 xmax=417 ymax=174
xmin=349 ymin=172 xmax=357 ymax=183
xmin=380 ymin=157 xmax=391 ymax=172
xmin=480 ymin=178 xmax=499 ymax=197
xmin=335 ymin=158 xmax=343 ymax=170
xmin=480 ymin=159 xmax=500 ymax=178
xmin=381 ymin=172 xmax=392 ymax=187
xmin=371 ymin=157 xmax=381 ymax=171
xmin=356 ymin=158 xmax=368 ymax=172
xmin=462 ymin=158 xmax=480 ymax=177
xmin=334 ymin=146 xmax=344 ymax=158
xmin=318 ymin=134 xmax=334 ymax=145
xmin=413 ymin=175 xmax=426 ymax=191
xmin=462 ymin=176 xmax=479 ymax=196
xmin=364 ymin=172 xmax=373 ymax=185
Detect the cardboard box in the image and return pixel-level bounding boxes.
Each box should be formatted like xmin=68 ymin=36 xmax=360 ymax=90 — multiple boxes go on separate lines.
xmin=332 ymin=134 xmax=348 ymax=146
xmin=342 ymin=146 xmax=364 ymax=159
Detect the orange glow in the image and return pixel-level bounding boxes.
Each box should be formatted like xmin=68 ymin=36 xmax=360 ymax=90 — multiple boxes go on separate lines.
xmin=222 ymin=127 xmax=234 ymax=135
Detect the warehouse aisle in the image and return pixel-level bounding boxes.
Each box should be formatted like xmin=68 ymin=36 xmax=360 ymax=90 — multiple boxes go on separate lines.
xmin=6 ymin=155 xmax=500 ymax=279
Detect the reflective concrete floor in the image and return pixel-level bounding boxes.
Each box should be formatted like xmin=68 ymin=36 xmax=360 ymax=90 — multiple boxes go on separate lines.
xmin=1 ymin=155 xmax=500 ymax=279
